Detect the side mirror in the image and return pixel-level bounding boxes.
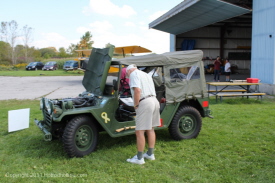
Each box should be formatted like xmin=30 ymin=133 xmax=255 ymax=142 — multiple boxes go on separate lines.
xmin=113 ymin=79 xmax=118 ymax=90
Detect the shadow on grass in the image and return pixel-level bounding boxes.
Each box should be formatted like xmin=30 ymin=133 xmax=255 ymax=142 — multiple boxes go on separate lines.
xmin=208 ymin=97 xmax=270 ymax=105
xmin=3 ymin=108 xmax=220 ymax=160
xmin=2 ymin=130 xmax=171 ymax=160
xmin=96 ymin=129 xmax=174 ymax=151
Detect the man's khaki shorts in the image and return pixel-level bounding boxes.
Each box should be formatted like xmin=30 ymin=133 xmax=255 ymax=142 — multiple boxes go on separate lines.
xmin=135 ymin=96 xmax=160 ymax=130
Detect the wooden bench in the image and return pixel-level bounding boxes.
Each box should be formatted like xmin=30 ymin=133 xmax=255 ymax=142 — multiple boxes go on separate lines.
xmin=217 ymin=93 xmax=266 ymax=102
xmin=208 ymin=89 xmax=247 ymax=93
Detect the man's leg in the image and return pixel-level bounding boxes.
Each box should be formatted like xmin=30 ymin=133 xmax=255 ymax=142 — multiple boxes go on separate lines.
xmin=142 ymin=128 xmax=156 ymax=160
xmin=146 ymin=128 xmax=155 ymax=155
xmin=146 ymin=128 xmax=155 ymax=149
xmin=136 ymin=130 xmax=145 ymax=159
xmin=126 ymin=130 xmax=146 ymax=164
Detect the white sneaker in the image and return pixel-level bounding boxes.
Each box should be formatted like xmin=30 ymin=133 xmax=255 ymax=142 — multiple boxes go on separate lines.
xmin=126 ymin=155 xmax=145 ymax=164
xmin=143 ymin=153 xmax=155 ymax=160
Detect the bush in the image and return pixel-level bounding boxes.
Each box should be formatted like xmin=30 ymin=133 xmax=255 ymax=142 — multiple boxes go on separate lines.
xmin=0 ymin=63 xmax=28 ymax=71
xmin=14 ymin=63 xmax=28 ymax=70
xmin=0 ymin=60 xmax=11 ymax=65
xmin=0 ymin=64 xmax=17 ymax=71
xmin=57 ymin=60 xmax=65 ymax=69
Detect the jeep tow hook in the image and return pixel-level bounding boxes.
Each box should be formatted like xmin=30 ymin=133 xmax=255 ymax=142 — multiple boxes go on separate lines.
xmin=34 ymin=119 xmax=52 ymax=141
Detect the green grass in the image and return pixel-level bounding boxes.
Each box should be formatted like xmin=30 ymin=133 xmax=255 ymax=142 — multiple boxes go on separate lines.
xmin=1 ymin=98 xmax=275 ymax=182
xmin=0 ymin=70 xmax=84 ymax=76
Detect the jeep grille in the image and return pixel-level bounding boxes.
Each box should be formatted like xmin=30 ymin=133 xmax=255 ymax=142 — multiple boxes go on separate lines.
xmin=43 ymin=108 xmax=52 ymax=127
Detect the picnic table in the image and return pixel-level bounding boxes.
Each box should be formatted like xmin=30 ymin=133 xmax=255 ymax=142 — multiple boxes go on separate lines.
xmin=207 ymin=81 xmax=265 ymax=102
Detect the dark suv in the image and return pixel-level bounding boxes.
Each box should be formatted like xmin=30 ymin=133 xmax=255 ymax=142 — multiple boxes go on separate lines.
xmin=26 ymin=62 xmax=44 ymax=71
xmin=42 ymin=61 xmax=58 ymax=71
xmin=63 ymin=60 xmax=79 ymax=71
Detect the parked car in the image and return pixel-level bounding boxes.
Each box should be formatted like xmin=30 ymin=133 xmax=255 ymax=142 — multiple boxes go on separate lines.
xmin=42 ymin=61 xmax=58 ymax=71
xmin=26 ymin=62 xmax=44 ymax=71
xmin=80 ymin=58 xmax=89 ymax=70
xmin=35 ymin=46 xmax=212 ymax=158
xmin=63 ymin=60 xmax=79 ymax=71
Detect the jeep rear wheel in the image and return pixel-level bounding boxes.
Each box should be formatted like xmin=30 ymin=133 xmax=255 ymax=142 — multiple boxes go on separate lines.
xmin=169 ymin=106 xmax=202 ymax=140
xmin=63 ymin=115 xmax=98 ymax=158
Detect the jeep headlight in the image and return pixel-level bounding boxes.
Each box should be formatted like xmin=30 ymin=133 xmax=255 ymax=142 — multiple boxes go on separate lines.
xmin=45 ymin=98 xmax=52 ymax=114
xmin=40 ymin=99 xmax=44 ymax=110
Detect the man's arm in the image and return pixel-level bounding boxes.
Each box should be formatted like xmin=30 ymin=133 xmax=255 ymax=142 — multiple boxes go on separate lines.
xmin=133 ymin=87 xmax=141 ymax=108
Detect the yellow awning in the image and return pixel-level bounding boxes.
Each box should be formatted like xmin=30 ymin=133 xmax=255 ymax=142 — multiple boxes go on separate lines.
xmin=114 ymin=46 xmax=151 ymax=57
xmin=75 ymin=49 xmax=92 ymax=56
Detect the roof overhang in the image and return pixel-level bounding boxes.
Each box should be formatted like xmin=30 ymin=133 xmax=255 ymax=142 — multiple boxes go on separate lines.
xmin=149 ymin=0 xmax=251 ymax=35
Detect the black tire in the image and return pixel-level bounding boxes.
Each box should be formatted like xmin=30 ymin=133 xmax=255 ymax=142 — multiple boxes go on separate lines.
xmin=169 ymin=106 xmax=202 ymax=140
xmin=62 ymin=115 xmax=98 ymax=158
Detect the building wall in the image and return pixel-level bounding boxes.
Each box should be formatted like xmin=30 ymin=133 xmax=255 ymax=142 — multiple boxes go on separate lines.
xmin=251 ymin=0 xmax=275 ymax=85
xmin=175 ymin=26 xmax=251 ymax=71
xmin=170 ymin=34 xmax=176 ymax=52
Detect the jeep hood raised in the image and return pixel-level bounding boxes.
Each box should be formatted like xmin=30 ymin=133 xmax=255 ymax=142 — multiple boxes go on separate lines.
xmin=82 ymin=46 xmax=115 ymax=96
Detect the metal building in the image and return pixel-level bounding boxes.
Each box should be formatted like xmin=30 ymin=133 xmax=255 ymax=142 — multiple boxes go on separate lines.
xmin=149 ymin=0 xmax=275 ymax=94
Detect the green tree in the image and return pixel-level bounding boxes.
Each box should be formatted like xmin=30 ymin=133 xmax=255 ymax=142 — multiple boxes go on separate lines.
xmin=0 ymin=20 xmax=20 ymax=64
xmin=39 ymin=47 xmax=57 ymax=58
xmin=22 ymin=25 xmax=33 ymax=62
xmin=0 ymin=41 xmax=10 ymax=62
xmin=31 ymin=48 xmax=42 ymax=61
xmin=14 ymin=44 xmax=25 ymax=62
xmin=77 ymin=31 xmax=94 ymax=49
xmin=67 ymin=43 xmax=77 ymax=56
xmin=58 ymin=47 xmax=67 ymax=58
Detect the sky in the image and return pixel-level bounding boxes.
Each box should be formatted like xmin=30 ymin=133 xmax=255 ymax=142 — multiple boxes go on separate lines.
xmin=1 ymin=0 xmax=183 ymax=54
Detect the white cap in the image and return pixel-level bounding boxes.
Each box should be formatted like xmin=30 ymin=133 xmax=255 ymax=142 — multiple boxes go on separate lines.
xmin=126 ymin=64 xmax=137 ymax=72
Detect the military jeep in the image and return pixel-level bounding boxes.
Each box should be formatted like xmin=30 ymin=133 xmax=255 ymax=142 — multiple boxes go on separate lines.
xmin=35 ymin=45 xmax=212 ymax=158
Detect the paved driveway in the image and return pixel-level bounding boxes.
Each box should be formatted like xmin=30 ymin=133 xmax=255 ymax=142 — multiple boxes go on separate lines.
xmin=0 ymin=73 xmax=252 ymax=101
xmin=0 ymin=76 xmax=85 ymax=100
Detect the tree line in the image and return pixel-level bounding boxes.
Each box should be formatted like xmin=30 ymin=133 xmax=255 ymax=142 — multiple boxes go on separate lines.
xmin=0 ymin=20 xmax=94 ymax=65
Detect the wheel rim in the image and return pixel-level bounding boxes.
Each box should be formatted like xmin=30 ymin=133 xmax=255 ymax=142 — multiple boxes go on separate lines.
xmin=75 ymin=125 xmax=93 ymax=151
xmin=178 ymin=115 xmax=196 ymax=136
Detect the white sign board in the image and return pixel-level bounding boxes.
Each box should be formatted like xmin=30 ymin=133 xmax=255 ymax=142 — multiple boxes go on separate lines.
xmin=8 ymin=108 xmax=30 ymax=132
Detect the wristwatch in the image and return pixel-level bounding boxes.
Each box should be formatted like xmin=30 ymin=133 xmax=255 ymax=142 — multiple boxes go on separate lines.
xmin=134 ymin=104 xmax=139 ymax=108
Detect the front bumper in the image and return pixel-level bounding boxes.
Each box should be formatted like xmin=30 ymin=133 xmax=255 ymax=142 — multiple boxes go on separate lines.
xmin=42 ymin=68 xmax=53 ymax=70
xmin=26 ymin=67 xmax=35 ymax=70
xmin=205 ymin=108 xmax=213 ymax=118
xmin=34 ymin=119 xmax=52 ymax=141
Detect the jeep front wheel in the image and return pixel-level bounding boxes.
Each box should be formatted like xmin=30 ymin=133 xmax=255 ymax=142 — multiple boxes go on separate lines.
xmin=62 ymin=115 xmax=98 ymax=158
xmin=169 ymin=106 xmax=202 ymax=140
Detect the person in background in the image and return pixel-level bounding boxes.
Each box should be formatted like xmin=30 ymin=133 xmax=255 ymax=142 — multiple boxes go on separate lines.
xmin=213 ymin=56 xmax=221 ymax=82
xmin=224 ymin=59 xmax=231 ymax=81
xmin=126 ymin=64 xmax=160 ymax=165
xmin=119 ymin=67 xmax=130 ymax=96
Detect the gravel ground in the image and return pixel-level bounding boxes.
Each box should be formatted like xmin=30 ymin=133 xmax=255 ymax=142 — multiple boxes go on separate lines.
xmin=0 ymin=76 xmax=85 ymax=100
xmin=0 ymin=73 xmax=256 ymax=101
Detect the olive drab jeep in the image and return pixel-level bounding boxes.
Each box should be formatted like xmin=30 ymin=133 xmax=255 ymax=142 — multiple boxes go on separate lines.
xmin=34 ymin=45 xmax=212 ymax=158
